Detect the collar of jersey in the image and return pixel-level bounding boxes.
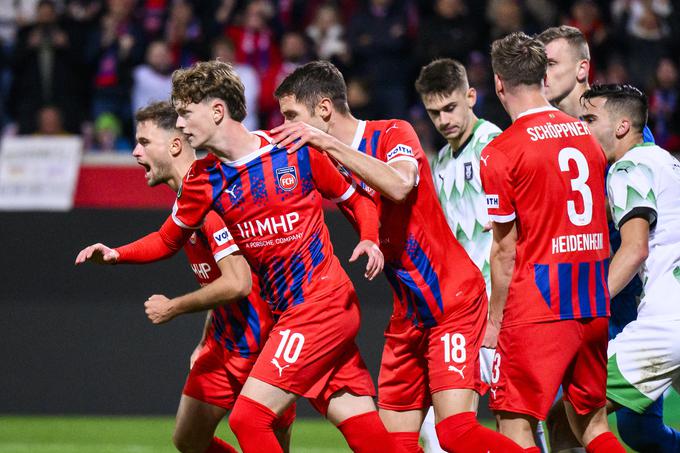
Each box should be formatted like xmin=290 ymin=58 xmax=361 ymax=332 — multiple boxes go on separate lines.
xmin=351 ymin=120 xmax=367 ymax=149
xmin=516 ymin=105 xmax=558 ymax=119
xmin=218 ymin=131 xmax=275 ymax=167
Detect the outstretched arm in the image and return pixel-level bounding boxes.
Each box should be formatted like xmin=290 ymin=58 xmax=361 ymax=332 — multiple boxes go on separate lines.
xmin=608 ymin=217 xmax=649 ymax=298
xmin=144 ymin=253 xmax=252 ymax=324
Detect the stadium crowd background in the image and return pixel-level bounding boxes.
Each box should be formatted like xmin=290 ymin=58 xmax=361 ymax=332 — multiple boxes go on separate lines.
xmin=0 ymin=0 xmax=679 ymax=157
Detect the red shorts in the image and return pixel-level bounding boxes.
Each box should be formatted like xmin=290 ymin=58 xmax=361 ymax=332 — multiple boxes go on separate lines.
xmin=183 ymin=336 xmax=257 ymax=410
xmin=378 ymin=289 xmax=487 ymax=410
xmin=488 ymin=317 xmax=608 ymax=420
xmin=248 ymin=282 xmax=375 ymax=415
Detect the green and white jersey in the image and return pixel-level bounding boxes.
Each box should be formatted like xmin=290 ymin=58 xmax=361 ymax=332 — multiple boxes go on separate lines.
xmin=431 ymin=119 xmax=501 ymax=293
xmin=607 ymin=143 xmax=680 ymax=318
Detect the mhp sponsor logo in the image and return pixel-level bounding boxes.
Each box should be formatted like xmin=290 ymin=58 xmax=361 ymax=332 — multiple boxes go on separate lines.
xmin=386 ymin=144 xmax=413 ymax=160
xmin=276 ymin=166 xmax=298 ymax=191
xmin=486 ymin=194 xmax=499 ymax=208
xmin=213 ymin=227 xmax=233 ymax=246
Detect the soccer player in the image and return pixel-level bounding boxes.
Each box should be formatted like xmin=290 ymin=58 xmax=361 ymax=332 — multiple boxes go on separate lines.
xmin=480 ymin=32 xmax=625 ymax=453
xmin=272 ymin=60 xmax=524 ymax=453
xmin=94 ymin=61 xmax=401 ymax=453
xmin=537 ymin=26 xmax=668 ymax=452
xmin=580 ymin=84 xmax=680 ymax=451
xmin=75 ymin=101 xmax=296 ymax=453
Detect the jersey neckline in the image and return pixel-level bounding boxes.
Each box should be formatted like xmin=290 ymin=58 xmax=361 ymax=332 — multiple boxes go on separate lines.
xmin=516 ymin=105 xmax=559 ymax=120
xmin=218 ymin=131 xmax=276 ymax=167
xmin=351 ymin=120 xmax=367 ymax=149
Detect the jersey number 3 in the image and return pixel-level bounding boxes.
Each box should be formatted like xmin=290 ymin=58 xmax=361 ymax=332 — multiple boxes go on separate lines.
xmin=558 ymin=147 xmax=593 ymax=226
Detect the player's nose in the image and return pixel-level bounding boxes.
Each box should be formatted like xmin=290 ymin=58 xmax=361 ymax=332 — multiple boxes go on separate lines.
xmin=176 ymin=116 xmax=186 ymax=129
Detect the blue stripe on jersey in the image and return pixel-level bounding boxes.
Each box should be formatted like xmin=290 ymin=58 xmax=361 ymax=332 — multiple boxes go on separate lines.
xmin=247 ymin=156 xmax=268 ymax=204
xmin=212 ymin=309 xmax=233 ymax=351
xmin=272 ymin=258 xmax=289 ymax=313
xmin=578 ymin=262 xmax=593 ymax=318
xmin=558 ymin=263 xmax=574 ymax=319
xmin=290 ymin=253 xmax=306 ymax=306
xmin=405 ymin=236 xmax=444 ymax=312
xmin=533 ymin=264 xmax=552 ymax=308
xmin=370 ymin=131 xmax=381 ymax=158
xmin=296 ymin=146 xmax=314 ymax=195
xmin=384 ymin=265 xmax=415 ymax=322
xmin=207 ymin=164 xmax=226 ymax=215
xmin=258 ymin=267 xmax=275 ymax=305
xmin=220 ymin=163 xmax=245 ymax=207
xmin=595 ymin=260 xmax=608 ymax=317
xmin=358 ymin=138 xmax=367 ymax=153
xmin=271 ymin=147 xmax=289 ymax=196
xmin=394 ymin=267 xmax=436 ymax=327
xmin=225 ymin=305 xmax=250 ymax=358
xmin=238 ymin=299 xmax=262 ymax=348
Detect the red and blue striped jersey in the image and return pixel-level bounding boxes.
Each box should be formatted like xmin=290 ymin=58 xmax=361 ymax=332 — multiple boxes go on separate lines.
xmin=172 ymin=131 xmax=361 ymax=317
xmin=183 ymin=210 xmax=273 ymax=358
xmin=350 ymin=119 xmax=486 ymax=328
xmin=480 ymin=107 xmax=611 ymax=327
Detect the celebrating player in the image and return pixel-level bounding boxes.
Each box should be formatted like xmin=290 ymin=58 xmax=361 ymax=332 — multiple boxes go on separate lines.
xmin=75 ymin=101 xmax=294 ymax=453
xmin=579 ymin=84 xmax=680 ymax=451
xmin=480 ymin=32 xmax=625 ymax=452
xmin=272 ymin=60 xmax=524 ymax=453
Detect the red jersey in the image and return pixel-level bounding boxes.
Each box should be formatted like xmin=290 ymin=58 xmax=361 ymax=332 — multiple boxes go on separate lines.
xmin=183 ymin=210 xmax=273 ymax=358
xmin=480 ymin=106 xmax=610 ymax=327
xmin=350 ymin=120 xmax=485 ymax=328
xmin=172 ymin=131 xmax=370 ymax=317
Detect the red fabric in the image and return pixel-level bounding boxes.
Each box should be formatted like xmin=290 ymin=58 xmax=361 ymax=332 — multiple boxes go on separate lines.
xmin=378 ymin=290 xmax=486 ymax=411
xmin=205 ymin=436 xmax=238 ymax=453
xmin=340 ymin=189 xmax=379 ymax=242
xmin=273 ymin=403 xmax=297 ymax=430
xmin=585 ymin=432 xmax=626 ymax=453
xmin=489 ymin=318 xmax=608 ymax=420
xmin=524 ymin=448 xmax=541 ymax=453
xmin=390 ymin=432 xmax=423 ymax=453
xmin=337 ymin=411 xmax=403 ymax=453
xmin=435 ymin=412 xmax=523 ymax=453
xmin=229 ymin=396 xmax=282 ymax=453
xmin=115 ymin=216 xmax=191 ymax=263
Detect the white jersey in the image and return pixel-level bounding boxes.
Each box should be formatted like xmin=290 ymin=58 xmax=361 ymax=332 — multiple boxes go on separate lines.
xmin=607 ymin=143 xmax=680 ymax=318
xmin=431 ymin=119 xmax=501 ymax=292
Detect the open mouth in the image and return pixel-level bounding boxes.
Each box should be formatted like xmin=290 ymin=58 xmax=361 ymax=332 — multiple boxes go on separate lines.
xmin=137 ymin=160 xmax=152 ymax=178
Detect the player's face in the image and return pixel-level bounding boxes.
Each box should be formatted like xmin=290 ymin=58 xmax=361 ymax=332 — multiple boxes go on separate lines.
xmin=175 ymin=100 xmax=215 ymax=149
xmin=422 ymin=88 xmax=476 ymax=142
xmin=544 ymin=39 xmax=579 ymax=105
xmin=581 ymin=97 xmax=617 ymax=160
xmin=278 ymin=95 xmax=327 ymax=131
xmin=133 ymin=121 xmax=174 ymax=186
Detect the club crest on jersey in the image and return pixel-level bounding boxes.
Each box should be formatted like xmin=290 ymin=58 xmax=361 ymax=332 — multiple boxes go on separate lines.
xmin=464 ymin=162 xmax=473 ymax=181
xmin=276 ymin=166 xmax=298 ymax=191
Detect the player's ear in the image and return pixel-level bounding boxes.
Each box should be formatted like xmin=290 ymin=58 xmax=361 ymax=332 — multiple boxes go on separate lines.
xmin=577 ymin=59 xmax=590 ymax=84
xmin=615 ymin=118 xmax=631 ymax=139
xmin=467 ymin=87 xmax=477 ymax=108
xmin=170 ymin=135 xmax=183 ymax=157
xmin=317 ymin=98 xmax=333 ymax=121
xmin=494 ymin=74 xmax=504 ymax=97
xmin=211 ymin=100 xmax=226 ymax=125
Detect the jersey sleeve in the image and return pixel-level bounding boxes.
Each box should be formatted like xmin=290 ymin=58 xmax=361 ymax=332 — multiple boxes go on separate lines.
xmin=480 ymin=145 xmax=516 ymax=223
xmin=308 ymin=146 xmax=358 ymax=202
xmin=171 ymin=160 xmax=212 ymax=229
xmin=382 ymin=120 xmax=421 ymax=181
xmin=607 ymin=159 xmax=658 ymax=230
xmin=200 ymin=211 xmax=240 ymax=262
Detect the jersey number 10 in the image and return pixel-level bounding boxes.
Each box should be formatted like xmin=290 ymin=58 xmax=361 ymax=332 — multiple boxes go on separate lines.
xmin=558 ymin=147 xmax=593 ymax=226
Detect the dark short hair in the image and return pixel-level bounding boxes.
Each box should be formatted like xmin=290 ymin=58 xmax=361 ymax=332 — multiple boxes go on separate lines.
xmin=135 ymin=101 xmax=178 ymax=131
xmin=274 ymin=60 xmax=349 ymax=114
xmin=581 ymin=84 xmax=648 ymax=132
xmin=536 ymin=25 xmax=590 ymax=61
xmin=172 ymin=60 xmax=246 ymax=121
xmin=415 ymin=58 xmax=469 ymax=98
xmin=491 ymin=32 xmax=547 ymax=88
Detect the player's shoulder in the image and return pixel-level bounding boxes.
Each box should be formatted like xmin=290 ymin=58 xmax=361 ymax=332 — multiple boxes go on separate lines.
xmin=472 ymin=119 xmax=502 ymax=147
xmin=201 ymin=210 xmax=228 ymax=234
xmin=366 ymin=118 xmax=417 ymax=136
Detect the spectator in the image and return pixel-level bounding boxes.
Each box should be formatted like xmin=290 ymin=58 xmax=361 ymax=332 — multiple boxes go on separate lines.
xmin=416 ymin=0 xmax=484 ymax=65
xmin=35 ymin=105 xmax=68 ymax=135
xmin=649 ymin=57 xmax=680 ymax=151
xmin=86 ymin=0 xmax=144 ymax=140
xmin=566 ymin=0 xmax=607 ymax=81
xmin=346 ymin=76 xmax=379 ymax=120
xmin=8 ymin=0 xmax=83 ymax=134
xmin=486 ymin=0 xmax=531 ymax=42
xmin=92 ymin=112 xmax=131 ymax=152
xmin=347 ymin=0 xmax=410 ymax=119
xmin=165 ymin=0 xmax=205 ymax=68
xmin=211 ymin=36 xmax=260 ymax=130
xmin=306 ymin=3 xmax=348 ymax=63
xmin=132 ymin=40 xmax=173 ymax=115
xmin=259 ymin=31 xmax=309 ymax=128
xmin=465 ymin=50 xmax=510 ymax=129
xmin=140 ymin=0 xmax=167 ymax=40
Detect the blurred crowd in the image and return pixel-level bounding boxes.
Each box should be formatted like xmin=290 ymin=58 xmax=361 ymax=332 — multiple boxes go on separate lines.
xmin=0 ymin=0 xmax=679 ymax=154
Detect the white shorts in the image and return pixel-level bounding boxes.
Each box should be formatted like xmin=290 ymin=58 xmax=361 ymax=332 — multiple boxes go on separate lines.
xmin=607 ymin=316 xmax=680 ymax=413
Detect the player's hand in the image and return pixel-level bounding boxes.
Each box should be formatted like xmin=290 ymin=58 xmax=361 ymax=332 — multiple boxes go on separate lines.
xmin=270 ymin=121 xmax=333 ymax=154
xmin=349 ymin=240 xmax=383 ymax=280
xmin=482 ymin=318 xmax=501 ymax=349
xmin=189 ymin=342 xmax=205 ymax=369
xmin=75 ymin=243 xmax=119 ymax=265
xmin=483 ymin=222 xmax=492 ymax=232
xmin=144 ymin=294 xmax=177 ymax=324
